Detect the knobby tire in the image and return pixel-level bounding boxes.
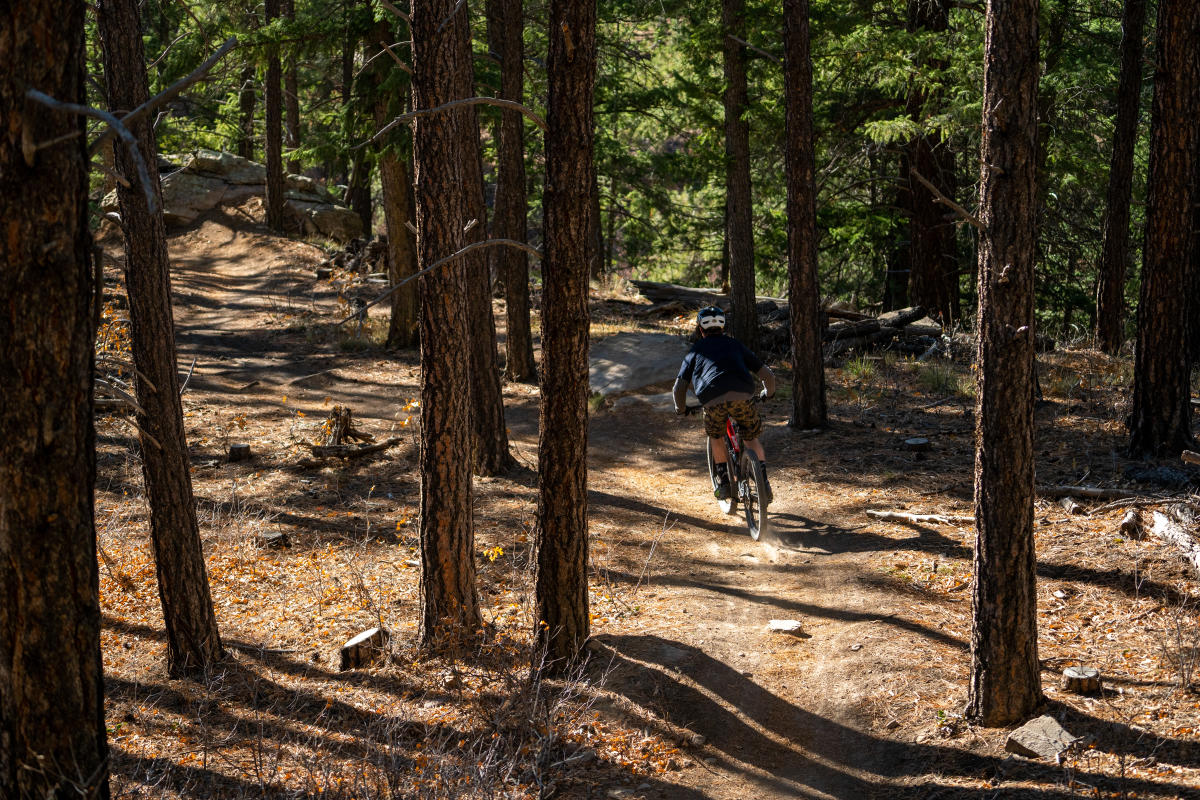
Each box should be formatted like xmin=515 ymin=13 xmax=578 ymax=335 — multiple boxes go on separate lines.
xmin=740 ymin=451 xmax=768 ymax=540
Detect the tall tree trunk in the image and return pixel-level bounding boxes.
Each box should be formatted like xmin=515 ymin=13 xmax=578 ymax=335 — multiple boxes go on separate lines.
xmin=1095 ymin=0 xmax=1149 ymax=354
xmin=366 ymin=17 xmax=419 ymax=349
xmin=488 ymin=0 xmax=537 ymax=382
xmin=881 ymin=150 xmax=910 ymax=312
xmin=1129 ymin=0 xmax=1200 ymax=458
xmin=238 ymin=62 xmax=257 ymax=161
xmin=412 ymin=0 xmax=480 ymax=643
xmin=381 ymin=151 xmax=419 ymax=348
xmin=590 ymin=170 xmax=604 ymax=281
xmin=0 ymin=3 xmax=110 ymax=796
xmin=1190 ymin=139 xmax=1200 ymax=367
xmin=338 ymin=7 xmax=356 ymax=187
xmin=347 ymin=149 xmax=373 ymax=237
xmin=283 ymin=0 xmax=301 ymax=174
xmin=264 ymin=0 xmax=285 ymax=232
xmin=535 ymin=0 xmax=596 ymax=671
xmin=783 ymin=0 xmax=826 ymax=430
xmin=99 ymin=0 xmax=224 ymax=677
xmin=967 ymin=0 xmax=1043 ymax=727
xmin=902 ymin=0 xmax=959 ymax=324
xmin=722 ymin=0 xmax=756 ymax=350
xmin=464 ymin=105 xmax=514 ymax=476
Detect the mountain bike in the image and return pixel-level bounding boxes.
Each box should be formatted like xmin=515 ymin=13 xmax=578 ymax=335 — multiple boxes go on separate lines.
xmin=686 ymin=395 xmax=770 ymax=541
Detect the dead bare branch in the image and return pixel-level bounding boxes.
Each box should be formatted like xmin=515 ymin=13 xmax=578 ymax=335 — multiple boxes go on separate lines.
xmin=89 ymin=37 xmax=239 ymax=157
xmin=378 ymin=0 xmax=411 ymax=21
xmin=26 ymin=88 xmax=159 ymax=215
xmin=910 ymin=167 xmax=985 ymax=232
xmin=727 ymin=34 xmax=781 ymax=66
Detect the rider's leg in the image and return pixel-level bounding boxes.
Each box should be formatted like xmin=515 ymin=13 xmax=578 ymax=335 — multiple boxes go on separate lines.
xmin=710 ymin=436 xmax=728 ymax=463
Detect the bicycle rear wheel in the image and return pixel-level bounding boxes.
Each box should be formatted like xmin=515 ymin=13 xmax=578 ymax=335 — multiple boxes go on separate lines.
xmin=706 ymin=438 xmax=736 ymax=515
xmin=739 ymin=452 xmax=769 ymax=540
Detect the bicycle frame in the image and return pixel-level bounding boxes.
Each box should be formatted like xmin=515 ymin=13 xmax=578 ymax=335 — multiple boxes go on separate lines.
xmin=698 ymin=399 xmax=769 ymax=540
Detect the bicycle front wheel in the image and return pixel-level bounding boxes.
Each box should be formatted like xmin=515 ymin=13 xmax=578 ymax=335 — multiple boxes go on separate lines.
xmin=707 ymin=437 xmax=736 ymax=515
xmin=739 ymin=452 xmax=769 ymax=540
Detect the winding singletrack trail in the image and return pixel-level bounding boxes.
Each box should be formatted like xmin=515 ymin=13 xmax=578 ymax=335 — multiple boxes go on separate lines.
xmin=132 ymin=211 xmax=1198 ymax=799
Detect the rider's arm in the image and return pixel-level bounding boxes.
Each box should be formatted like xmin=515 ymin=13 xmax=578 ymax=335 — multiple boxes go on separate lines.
xmin=672 ymin=377 xmax=688 ymax=414
xmin=757 ymin=365 xmax=776 ymax=398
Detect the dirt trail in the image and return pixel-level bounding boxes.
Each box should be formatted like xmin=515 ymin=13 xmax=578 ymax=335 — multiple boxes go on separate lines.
xmin=158 ymin=213 xmax=928 ymax=798
xmin=583 ymin=410 xmax=936 ymax=799
xmin=139 ymin=212 xmax=1200 ymax=800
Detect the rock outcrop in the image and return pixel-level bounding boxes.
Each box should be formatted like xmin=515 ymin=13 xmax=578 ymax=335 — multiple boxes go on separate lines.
xmin=103 ymin=149 xmax=363 ymax=242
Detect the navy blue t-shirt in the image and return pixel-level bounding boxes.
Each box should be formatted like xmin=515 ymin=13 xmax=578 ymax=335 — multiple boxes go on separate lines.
xmin=676 ymin=334 xmax=764 ymax=405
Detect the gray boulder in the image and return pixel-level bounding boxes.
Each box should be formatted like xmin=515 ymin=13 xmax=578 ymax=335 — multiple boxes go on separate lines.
xmin=102 ymin=148 xmax=361 ymax=241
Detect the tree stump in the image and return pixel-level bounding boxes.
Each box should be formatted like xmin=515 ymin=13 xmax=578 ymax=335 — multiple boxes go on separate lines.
xmin=1118 ymin=509 xmax=1142 ymax=539
xmin=1061 ymin=666 xmax=1101 ymax=694
xmin=228 ymin=443 xmax=252 ymax=462
xmin=1059 ymin=496 xmax=1084 ymax=515
xmin=339 ymin=627 xmax=390 ymax=670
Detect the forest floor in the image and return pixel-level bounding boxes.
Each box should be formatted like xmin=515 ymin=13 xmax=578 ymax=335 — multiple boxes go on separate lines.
xmin=94 ymin=204 xmax=1200 ymax=800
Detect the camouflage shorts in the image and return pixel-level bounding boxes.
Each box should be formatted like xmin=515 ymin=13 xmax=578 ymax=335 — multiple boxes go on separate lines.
xmin=703 ymin=399 xmax=763 ymax=441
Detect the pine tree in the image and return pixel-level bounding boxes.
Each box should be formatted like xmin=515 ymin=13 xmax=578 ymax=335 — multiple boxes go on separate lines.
xmin=967 ymin=0 xmax=1044 ymax=727
xmin=0 ymin=2 xmax=111 ymax=794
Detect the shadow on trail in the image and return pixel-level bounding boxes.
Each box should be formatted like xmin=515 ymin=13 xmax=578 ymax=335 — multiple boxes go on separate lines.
xmin=601 ymin=567 xmax=968 ymax=652
xmin=765 ymin=514 xmax=1190 ymax=607
xmin=589 ymin=488 xmax=733 ymax=536
xmin=593 ymin=633 xmax=1197 ymax=800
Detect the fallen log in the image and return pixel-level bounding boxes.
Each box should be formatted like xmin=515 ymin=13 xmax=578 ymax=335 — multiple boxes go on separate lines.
xmin=866 ymin=510 xmax=974 ymax=525
xmin=310 ymin=436 xmax=403 ymax=460
xmin=1038 ymin=485 xmax=1140 ymax=501
xmin=627 ymin=279 xmax=874 ymax=321
xmin=825 ymin=318 xmax=880 ymax=341
xmin=822 ymin=307 xmax=929 ymax=343
xmin=825 ymin=327 xmax=901 ymax=359
xmin=877 ymin=306 xmax=928 ymax=329
xmin=1149 ymin=505 xmax=1200 ymax=576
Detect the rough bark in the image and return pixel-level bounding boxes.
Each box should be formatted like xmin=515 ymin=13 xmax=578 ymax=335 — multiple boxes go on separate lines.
xmin=383 ymin=153 xmax=419 ymax=347
xmin=237 ymin=62 xmax=257 ymax=161
xmin=967 ymin=0 xmax=1044 ymax=727
xmin=347 ymin=149 xmax=373 ymax=238
xmin=99 ymin=0 xmax=224 ymax=677
xmin=412 ymin=0 xmax=480 ymax=643
xmin=0 ymin=3 xmax=111 ymax=796
xmin=488 ymin=0 xmax=537 ymax=382
xmin=1129 ymin=0 xmax=1200 ymax=458
xmin=264 ymin=0 xmax=285 ymax=232
xmin=366 ymin=18 xmax=419 ymax=349
xmin=283 ymin=0 xmax=301 ymax=174
xmin=898 ymin=0 xmax=959 ymax=324
xmin=783 ymin=0 xmax=826 ymax=430
xmin=535 ymin=0 xmax=596 ymax=671
xmin=722 ymin=0 xmax=756 ymax=350
xmin=464 ymin=104 xmax=514 ymax=476
xmin=1191 ymin=131 xmax=1200 ymax=368
xmin=1094 ymin=0 xmax=1149 ymax=354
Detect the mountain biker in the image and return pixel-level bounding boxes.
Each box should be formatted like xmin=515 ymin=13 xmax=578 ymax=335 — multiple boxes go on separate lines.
xmin=673 ymin=306 xmax=776 ymax=503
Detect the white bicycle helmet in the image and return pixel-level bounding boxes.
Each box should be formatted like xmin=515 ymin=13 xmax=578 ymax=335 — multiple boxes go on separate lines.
xmin=697 ymin=306 xmax=726 ymax=331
